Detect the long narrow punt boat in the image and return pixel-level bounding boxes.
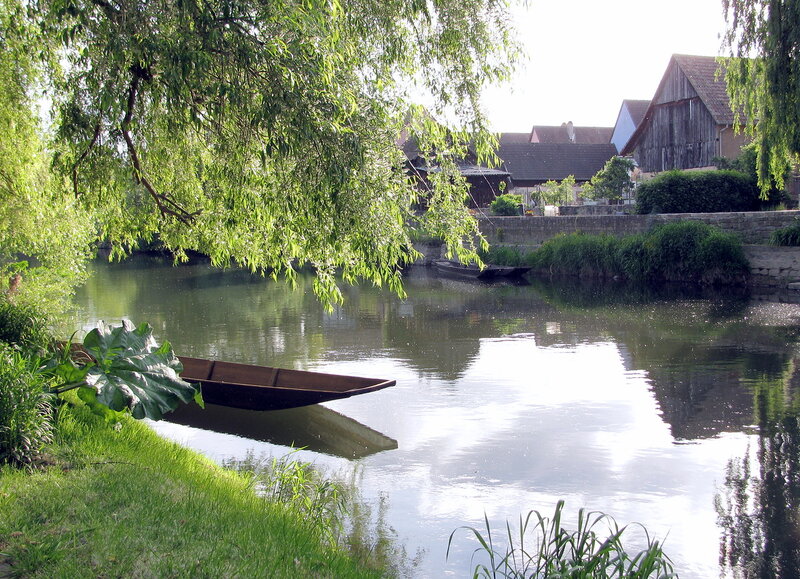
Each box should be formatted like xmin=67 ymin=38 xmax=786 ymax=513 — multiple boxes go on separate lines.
xmin=178 ymin=356 xmax=396 ymax=411
xmin=432 ymin=259 xmax=531 ymax=280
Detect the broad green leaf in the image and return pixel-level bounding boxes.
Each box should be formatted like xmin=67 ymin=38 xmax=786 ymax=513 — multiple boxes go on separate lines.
xmin=82 ymin=320 xmax=199 ymax=420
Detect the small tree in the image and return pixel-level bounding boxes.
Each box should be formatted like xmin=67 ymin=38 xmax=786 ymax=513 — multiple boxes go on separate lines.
xmin=537 ymin=175 xmax=576 ymax=206
xmin=583 ymin=157 xmax=635 ymax=203
xmin=490 ymin=193 xmax=523 ymax=216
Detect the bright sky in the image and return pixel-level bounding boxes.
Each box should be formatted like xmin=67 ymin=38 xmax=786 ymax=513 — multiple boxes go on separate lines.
xmin=484 ymin=0 xmax=729 ymax=133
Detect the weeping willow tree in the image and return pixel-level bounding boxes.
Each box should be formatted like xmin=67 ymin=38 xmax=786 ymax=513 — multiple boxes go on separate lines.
xmin=722 ymin=0 xmax=800 ymax=194
xmin=0 ymin=0 xmax=520 ymax=306
xmin=0 ymin=0 xmax=93 ymax=314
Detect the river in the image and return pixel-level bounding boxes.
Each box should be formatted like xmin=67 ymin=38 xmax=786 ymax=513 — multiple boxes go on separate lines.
xmin=72 ymin=255 xmax=800 ymax=577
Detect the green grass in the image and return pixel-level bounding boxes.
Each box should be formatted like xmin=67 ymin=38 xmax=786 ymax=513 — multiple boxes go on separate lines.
xmin=0 ymin=401 xmax=390 ymax=578
xmin=447 ymin=500 xmax=675 ymax=578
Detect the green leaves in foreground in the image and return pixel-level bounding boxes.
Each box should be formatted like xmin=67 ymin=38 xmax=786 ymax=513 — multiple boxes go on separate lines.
xmin=56 ymin=321 xmax=199 ymax=421
xmin=447 ymin=500 xmax=675 ymax=578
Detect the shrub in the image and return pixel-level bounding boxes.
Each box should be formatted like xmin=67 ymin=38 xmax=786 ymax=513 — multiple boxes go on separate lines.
xmin=769 ymin=221 xmax=800 ymax=246
xmin=635 ymin=170 xmax=761 ymax=214
xmin=527 ymin=221 xmax=749 ymax=285
xmin=0 ymin=301 xmax=53 ymax=354
xmin=0 ymin=343 xmax=54 ymax=467
xmin=490 ymin=193 xmax=523 ymax=216
xmin=480 ymin=246 xmax=523 ymax=266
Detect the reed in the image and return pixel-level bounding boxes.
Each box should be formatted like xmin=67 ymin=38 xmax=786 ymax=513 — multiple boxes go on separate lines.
xmin=769 ymin=221 xmax=800 ymax=246
xmin=447 ymin=500 xmax=675 ymax=578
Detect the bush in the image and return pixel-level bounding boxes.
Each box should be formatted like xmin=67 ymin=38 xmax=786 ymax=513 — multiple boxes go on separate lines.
xmin=0 ymin=343 xmax=54 ymax=467
xmin=635 ymin=170 xmax=761 ymax=214
xmin=490 ymin=193 xmax=523 ymax=216
xmin=479 ymin=246 xmax=523 ymax=266
xmin=0 ymin=301 xmax=53 ymax=354
xmin=769 ymin=221 xmax=800 ymax=246
xmin=527 ymin=221 xmax=750 ymax=285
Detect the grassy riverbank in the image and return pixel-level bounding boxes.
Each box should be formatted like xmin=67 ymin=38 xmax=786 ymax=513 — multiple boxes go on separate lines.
xmin=0 ymin=400 xmax=388 ymax=578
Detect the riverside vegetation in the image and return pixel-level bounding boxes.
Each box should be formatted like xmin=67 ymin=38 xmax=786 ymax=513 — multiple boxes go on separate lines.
xmin=482 ymin=221 xmax=750 ymax=286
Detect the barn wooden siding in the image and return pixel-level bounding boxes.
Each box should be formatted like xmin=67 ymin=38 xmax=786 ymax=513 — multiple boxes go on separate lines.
xmin=634 ymin=61 xmax=719 ymax=172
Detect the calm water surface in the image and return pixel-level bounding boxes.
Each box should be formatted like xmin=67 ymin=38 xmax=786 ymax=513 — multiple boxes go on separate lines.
xmin=72 ymin=256 xmax=800 ymax=578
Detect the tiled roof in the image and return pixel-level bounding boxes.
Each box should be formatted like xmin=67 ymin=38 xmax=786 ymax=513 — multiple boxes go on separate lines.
xmin=498 ymin=143 xmax=617 ymax=183
xmin=622 ymin=99 xmax=651 ymax=126
xmin=531 ymin=124 xmax=614 ymax=144
xmin=672 ymin=54 xmax=735 ymax=125
xmin=498 ymin=132 xmax=532 ymax=144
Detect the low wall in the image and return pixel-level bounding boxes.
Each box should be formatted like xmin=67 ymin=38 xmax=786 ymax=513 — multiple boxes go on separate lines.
xmin=743 ymin=245 xmax=800 ymax=288
xmin=478 ymin=210 xmax=800 ymax=249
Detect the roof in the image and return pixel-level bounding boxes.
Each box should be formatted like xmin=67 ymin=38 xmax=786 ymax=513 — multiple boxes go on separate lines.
xmin=498 ymin=132 xmax=532 ymax=144
xmin=671 ymin=54 xmax=735 ymax=125
xmin=530 ymin=123 xmax=613 ymax=144
xmin=497 ymin=143 xmax=617 ymax=183
xmin=621 ymin=54 xmax=738 ymax=155
xmin=621 ymin=99 xmax=650 ymax=126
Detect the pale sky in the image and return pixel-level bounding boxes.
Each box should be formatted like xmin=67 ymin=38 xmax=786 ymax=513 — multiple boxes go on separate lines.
xmin=484 ymin=0 xmax=729 ymax=132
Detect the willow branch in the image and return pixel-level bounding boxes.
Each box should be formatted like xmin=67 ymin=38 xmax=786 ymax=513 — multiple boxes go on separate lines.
xmin=72 ymin=121 xmax=101 ymax=198
xmin=121 ymin=74 xmax=198 ymax=224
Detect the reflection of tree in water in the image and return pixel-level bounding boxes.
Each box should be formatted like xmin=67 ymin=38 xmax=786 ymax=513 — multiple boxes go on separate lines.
xmin=716 ymin=361 xmax=800 ymax=578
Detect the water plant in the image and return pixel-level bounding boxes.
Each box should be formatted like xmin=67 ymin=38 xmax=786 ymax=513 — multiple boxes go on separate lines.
xmin=447 ymin=500 xmax=675 ymax=578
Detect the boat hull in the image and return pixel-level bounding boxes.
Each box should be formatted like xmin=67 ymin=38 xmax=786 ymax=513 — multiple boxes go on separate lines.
xmin=179 ymin=356 xmax=395 ymax=411
xmin=431 ymin=259 xmax=530 ymax=280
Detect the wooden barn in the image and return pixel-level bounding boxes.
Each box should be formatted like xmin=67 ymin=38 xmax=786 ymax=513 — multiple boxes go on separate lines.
xmin=621 ymin=54 xmax=749 ymax=173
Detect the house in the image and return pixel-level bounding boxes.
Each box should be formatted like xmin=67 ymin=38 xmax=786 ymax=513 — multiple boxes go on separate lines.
xmin=610 ymin=99 xmax=650 ymax=153
xmin=531 ymin=122 xmax=613 ymax=145
xmin=498 ymin=142 xmax=617 ymax=203
xmin=621 ymin=54 xmax=750 ymax=173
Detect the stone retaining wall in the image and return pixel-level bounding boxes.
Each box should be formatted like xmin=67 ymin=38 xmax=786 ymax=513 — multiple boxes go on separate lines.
xmin=478 ymin=210 xmax=800 ymax=249
xmin=743 ymin=245 xmax=800 ymax=288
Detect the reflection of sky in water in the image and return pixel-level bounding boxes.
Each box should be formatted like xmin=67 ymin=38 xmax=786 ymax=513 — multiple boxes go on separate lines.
xmin=149 ymin=336 xmax=753 ymax=578
xmin=78 ymin=261 xmax=788 ymax=578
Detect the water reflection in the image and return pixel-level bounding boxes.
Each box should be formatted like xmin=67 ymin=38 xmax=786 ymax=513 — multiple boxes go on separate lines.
xmin=72 ymin=257 xmax=800 ymax=578
xmin=166 ymin=403 xmax=398 ymax=459
xmin=717 ymin=359 xmax=800 ymax=578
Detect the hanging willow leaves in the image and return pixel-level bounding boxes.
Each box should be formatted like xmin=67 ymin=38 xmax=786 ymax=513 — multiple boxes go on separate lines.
xmin=3 ymin=0 xmax=521 ymax=305
xmin=722 ymin=0 xmax=800 ymax=194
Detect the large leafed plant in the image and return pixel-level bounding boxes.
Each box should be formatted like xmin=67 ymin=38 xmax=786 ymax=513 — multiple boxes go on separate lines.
xmin=53 ymin=320 xmax=200 ymax=420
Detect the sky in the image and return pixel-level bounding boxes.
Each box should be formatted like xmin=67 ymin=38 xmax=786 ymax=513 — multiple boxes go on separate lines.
xmin=484 ymin=0 xmax=729 ymax=133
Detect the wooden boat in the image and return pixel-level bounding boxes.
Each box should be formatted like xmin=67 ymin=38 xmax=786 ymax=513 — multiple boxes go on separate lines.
xmin=178 ymin=356 xmax=395 ymax=411
xmin=432 ymin=259 xmax=531 ymax=280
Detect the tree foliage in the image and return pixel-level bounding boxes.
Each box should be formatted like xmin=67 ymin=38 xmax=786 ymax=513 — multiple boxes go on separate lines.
xmin=722 ymin=0 xmax=800 ymax=193
xmin=582 ymin=157 xmax=635 ymax=202
xmin=537 ymin=175 xmax=575 ymax=206
xmin=0 ymin=0 xmax=520 ymax=305
xmin=0 ymin=0 xmax=93 ymax=314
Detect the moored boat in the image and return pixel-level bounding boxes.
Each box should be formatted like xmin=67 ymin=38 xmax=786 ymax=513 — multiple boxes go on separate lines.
xmin=431 ymin=259 xmax=530 ymax=280
xmin=179 ymin=356 xmax=395 ymax=411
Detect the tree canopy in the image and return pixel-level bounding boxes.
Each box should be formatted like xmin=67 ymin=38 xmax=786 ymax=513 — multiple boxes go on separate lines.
xmin=1 ymin=0 xmax=520 ymax=305
xmin=722 ymin=0 xmax=800 ymax=193
xmin=582 ymin=157 xmax=635 ymax=202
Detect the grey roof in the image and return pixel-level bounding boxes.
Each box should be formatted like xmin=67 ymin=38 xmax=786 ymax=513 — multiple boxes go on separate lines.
xmin=621 ymin=99 xmax=651 ymax=127
xmin=672 ymin=54 xmax=735 ymax=125
xmin=498 ymin=143 xmax=617 ymax=183
xmin=498 ymin=132 xmax=532 ymax=144
xmin=531 ymin=124 xmax=614 ymax=144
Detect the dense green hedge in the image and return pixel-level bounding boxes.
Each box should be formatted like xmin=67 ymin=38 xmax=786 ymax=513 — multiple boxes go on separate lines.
xmin=487 ymin=221 xmax=749 ymax=285
xmin=635 ymin=170 xmax=761 ymax=214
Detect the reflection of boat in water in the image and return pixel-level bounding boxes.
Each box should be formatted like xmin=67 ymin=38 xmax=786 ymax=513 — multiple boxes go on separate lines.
xmin=431 ymin=259 xmax=531 ymax=281
xmin=179 ymin=356 xmax=395 ymax=411
xmin=166 ymin=402 xmax=398 ymax=459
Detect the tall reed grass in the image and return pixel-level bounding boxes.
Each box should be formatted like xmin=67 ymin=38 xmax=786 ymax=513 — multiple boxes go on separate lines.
xmin=448 ymin=500 xmax=675 ymax=578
